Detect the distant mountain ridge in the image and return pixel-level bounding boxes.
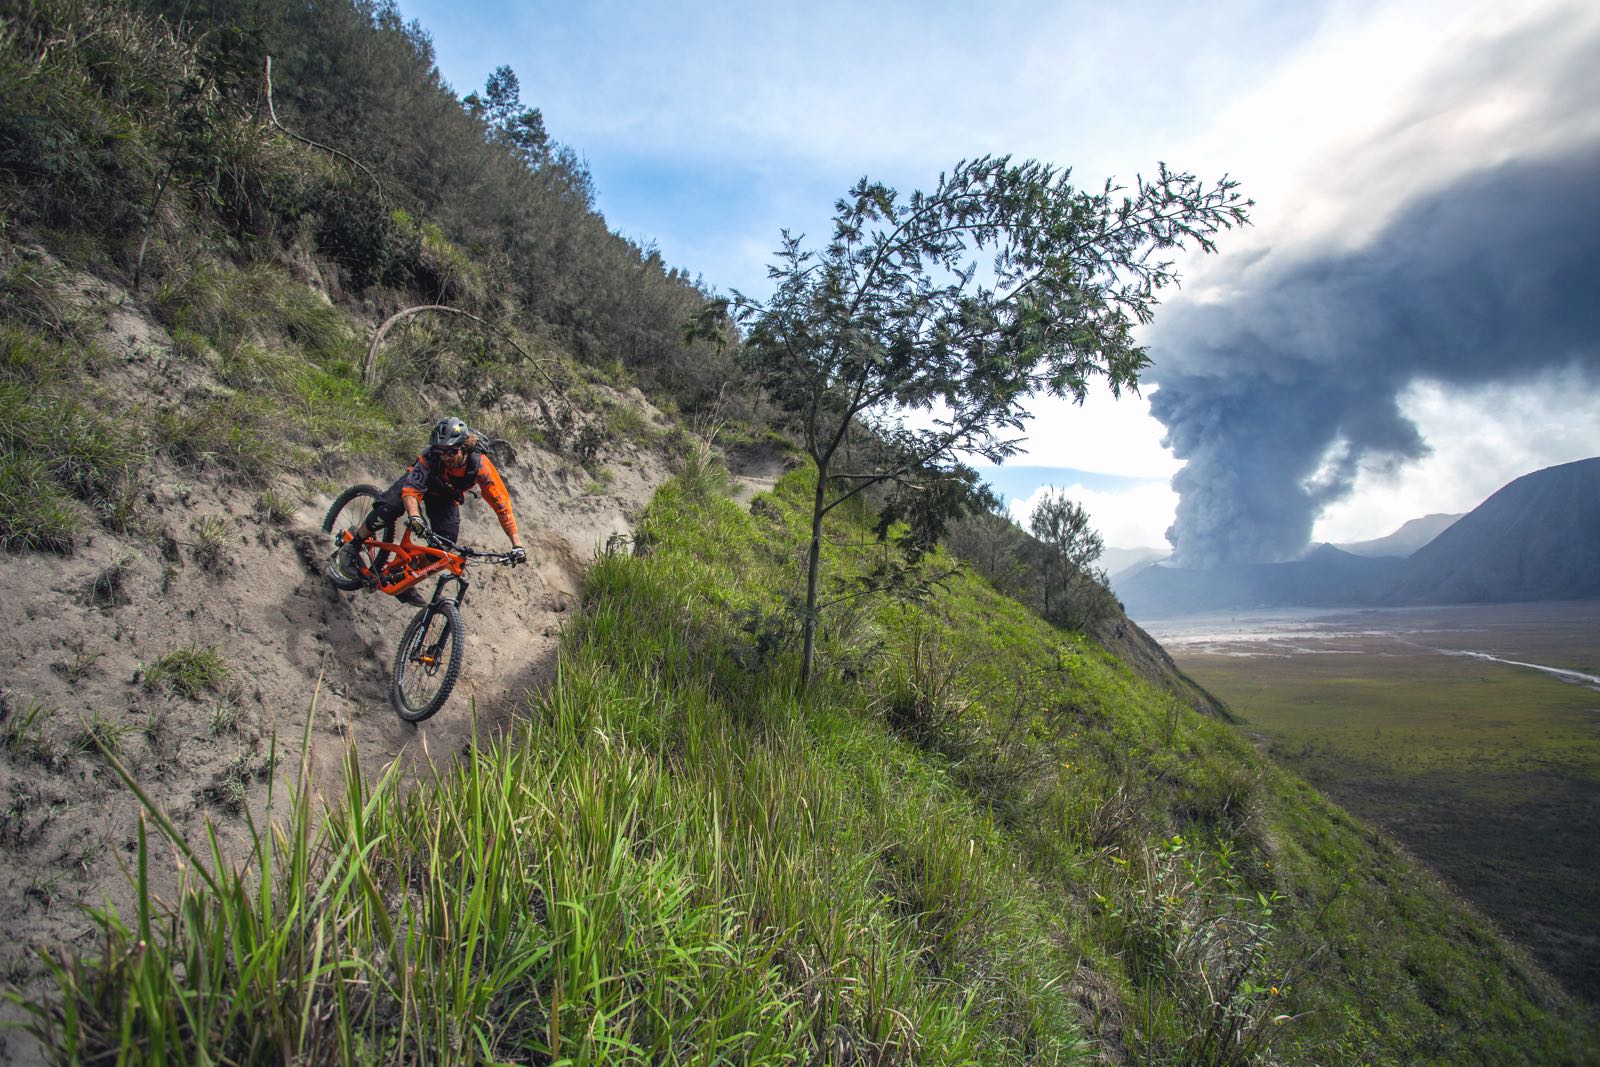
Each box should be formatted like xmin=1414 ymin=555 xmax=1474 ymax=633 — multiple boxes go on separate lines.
xmin=1115 ymin=544 xmax=1405 ymax=617
xmin=1115 ymin=458 xmax=1600 ymax=619
xmin=1103 ymin=546 xmax=1169 ymax=581
xmin=1337 ymin=513 xmax=1462 ymax=558
xmin=1387 ymin=457 xmax=1600 ymax=604
xmin=1103 ymin=514 xmax=1460 ymax=586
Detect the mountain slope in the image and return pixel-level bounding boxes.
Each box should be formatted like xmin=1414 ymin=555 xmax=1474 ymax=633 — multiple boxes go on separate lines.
xmin=1115 ymin=460 xmax=1599 ymax=619
xmin=1336 ymin=512 xmax=1462 ymax=557
xmin=1389 ymin=457 xmax=1600 ymax=603
xmin=1115 ymin=545 xmax=1404 ymax=619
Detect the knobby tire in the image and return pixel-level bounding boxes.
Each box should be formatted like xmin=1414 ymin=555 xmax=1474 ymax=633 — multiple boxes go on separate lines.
xmin=322 ymin=483 xmax=394 ymax=589
xmin=391 ymin=599 xmax=464 ymax=722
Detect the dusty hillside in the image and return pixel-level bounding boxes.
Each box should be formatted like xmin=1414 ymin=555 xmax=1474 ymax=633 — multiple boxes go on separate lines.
xmin=0 ymin=276 xmax=688 ymax=1027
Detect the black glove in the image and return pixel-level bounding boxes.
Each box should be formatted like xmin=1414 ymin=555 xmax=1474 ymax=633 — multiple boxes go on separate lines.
xmin=507 ymin=546 xmax=527 ymax=566
xmin=406 ymin=514 xmax=430 ymax=539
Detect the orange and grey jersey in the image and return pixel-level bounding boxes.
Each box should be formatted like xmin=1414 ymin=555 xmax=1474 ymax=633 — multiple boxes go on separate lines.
xmin=400 ymin=450 xmax=519 ymax=542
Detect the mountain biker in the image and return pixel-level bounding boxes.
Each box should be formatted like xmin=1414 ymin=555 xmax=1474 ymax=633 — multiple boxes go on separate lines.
xmin=328 ymin=416 xmax=527 ymax=593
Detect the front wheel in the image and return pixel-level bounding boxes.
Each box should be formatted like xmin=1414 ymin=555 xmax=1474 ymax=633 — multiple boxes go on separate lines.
xmin=391 ymin=600 xmax=464 ymax=722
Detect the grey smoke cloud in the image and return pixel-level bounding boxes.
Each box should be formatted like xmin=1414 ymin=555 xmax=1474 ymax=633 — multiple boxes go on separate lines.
xmin=1148 ymin=144 xmax=1600 ymax=566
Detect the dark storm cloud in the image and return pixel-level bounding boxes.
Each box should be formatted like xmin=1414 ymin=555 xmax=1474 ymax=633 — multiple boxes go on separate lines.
xmin=1147 ymin=143 xmax=1600 ymax=566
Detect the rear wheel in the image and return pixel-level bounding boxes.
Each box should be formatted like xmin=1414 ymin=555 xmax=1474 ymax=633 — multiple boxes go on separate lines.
xmin=391 ymin=600 xmax=464 ymax=722
xmin=322 ymin=484 xmax=393 ymax=588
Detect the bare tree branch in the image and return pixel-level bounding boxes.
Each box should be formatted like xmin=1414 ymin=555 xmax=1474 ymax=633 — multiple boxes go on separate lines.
xmin=262 ymin=55 xmax=384 ymax=200
xmin=363 ymin=304 xmax=568 ymax=412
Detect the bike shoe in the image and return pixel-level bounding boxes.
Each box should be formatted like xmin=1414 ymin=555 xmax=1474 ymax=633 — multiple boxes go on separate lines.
xmin=328 ymin=540 xmax=362 ymax=584
xmin=396 ymin=587 xmax=427 ymax=606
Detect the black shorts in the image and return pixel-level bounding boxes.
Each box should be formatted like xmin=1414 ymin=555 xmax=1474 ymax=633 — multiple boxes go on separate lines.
xmin=367 ymin=477 xmax=462 ymax=544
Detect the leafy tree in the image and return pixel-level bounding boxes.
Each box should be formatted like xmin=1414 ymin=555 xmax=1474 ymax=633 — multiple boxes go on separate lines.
xmin=1029 ymin=490 xmax=1113 ymax=628
xmin=715 ymin=155 xmax=1249 ymax=682
xmin=464 ymin=65 xmax=551 ymax=169
xmin=944 ymin=507 xmax=1030 ymax=594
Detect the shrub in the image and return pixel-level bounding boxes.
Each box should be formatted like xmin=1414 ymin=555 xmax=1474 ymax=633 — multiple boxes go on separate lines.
xmin=305 ymin=176 xmax=418 ymax=291
xmin=197 ymin=751 xmax=255 ymax=814
xmin=874 ymin=625 xmax=975 ymax=761
xmin=1100 ymin=834 xmax=1288 ymax=1065
xmin=209 ymin=698 xmax=244 ymax=737
xmin=0 ymin=329 xmax=148 ymax=541
xmin=53 ymin=643 xmax=105 ymax=684
xmin=76 ymin=711 xmax=131 ymax=758
xmin=255 ymin=489 xmax=296 ymax=524
xmin=604 ymin=401 xmax=651 ymax=442
xmin=151 ymin=396 xmax=284 ymax=487
xmin=275 ymin=285 xmax=355 ymax=363
xmin=153 ymin=262 xmax=233 ymax=340
xmin=85 ymin=551 xmax=136 ymax=607
xmin=674 ymin=432 xmax=729 ymax=500
xmin=0 ymin=2 xmax=163 ymax=235
xmin=40 ymin=395 xmax=146 ymax=509
xmin=0 ymin=451 xmax=82 ymax=552
xmin=142 ymin=645 xmax=228 ymax=699
xmin=0 ymin=691 xmax=50 ymax=755
xmin=0 ymin=255 xmax=88 ymax=340
xmin=189 ymin=514 xmax=229 ymax=571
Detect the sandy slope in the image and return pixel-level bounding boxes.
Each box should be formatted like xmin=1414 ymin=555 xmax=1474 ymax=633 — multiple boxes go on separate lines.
xmin=0 ymin=309 xmax=688 ymax=1056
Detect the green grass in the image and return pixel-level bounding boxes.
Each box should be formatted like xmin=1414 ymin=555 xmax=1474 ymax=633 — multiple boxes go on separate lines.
xmin=9 ymin=472 xmax=1597 ymax=1064
xmin=141 ymin=645 xmax=229 ymax=700
xmin=604 ymin=401 xmax=654 ymax=443
xmin=255 ymin=489 xmax=297 ymax=524
xmin=148 ymin=257 xmax=411 ymax=478
xmin=0 ymin=255 xmax=90 ymax=341
xmin=0 ymin=693 xmax=51 ymax=756
xmin=75 ymin=711 xmax=131 ymax=759
xmin=0 ymin=327 xmax=145 ymax=548
xmin=0 ymin=254 xmax=407 ymax=515
xmin=149 ymin=396 xmax=284 ymax=487
xmin=188 ymin=514 xmax=230 ymax=571
xmin=1194 ymin=651 xmax=1600 ymax=778
xmin=0 ymin=451 xmax=83 ymax=552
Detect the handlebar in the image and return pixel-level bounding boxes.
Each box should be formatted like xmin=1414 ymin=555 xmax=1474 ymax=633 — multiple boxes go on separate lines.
xmin=421 ymin=529 xmax=521 ymax=565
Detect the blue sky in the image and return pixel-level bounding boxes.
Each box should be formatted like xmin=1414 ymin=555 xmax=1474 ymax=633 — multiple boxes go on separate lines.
xmin=395 ymin=0 xmax=1600 ymax=554
xmin=397 ymin=0 xmax=1316 ymax=296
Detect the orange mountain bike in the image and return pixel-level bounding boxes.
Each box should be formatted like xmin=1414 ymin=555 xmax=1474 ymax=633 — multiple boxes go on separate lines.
xmin=322 ymin=484 xmax=517 ymax=722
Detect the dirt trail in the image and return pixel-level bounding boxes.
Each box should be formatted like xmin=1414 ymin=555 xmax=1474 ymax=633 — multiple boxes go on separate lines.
xmin=727 ymin=442 xmax=792 ymax=505
xmin=0 ymin=396 xmax=677 ymax=1054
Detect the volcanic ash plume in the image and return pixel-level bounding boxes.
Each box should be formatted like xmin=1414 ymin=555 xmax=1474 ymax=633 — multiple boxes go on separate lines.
xmin=1148 ymin=146 xmax=1600 ymax=568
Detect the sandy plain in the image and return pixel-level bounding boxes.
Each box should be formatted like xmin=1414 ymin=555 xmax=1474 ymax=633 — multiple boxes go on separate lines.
xmin=1147 ymin=600 xmax=1600 ymax=1001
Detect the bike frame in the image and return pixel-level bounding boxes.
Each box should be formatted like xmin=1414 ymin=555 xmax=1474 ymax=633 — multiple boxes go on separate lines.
xmin=358 ymin=530 xmax=472 ymax=607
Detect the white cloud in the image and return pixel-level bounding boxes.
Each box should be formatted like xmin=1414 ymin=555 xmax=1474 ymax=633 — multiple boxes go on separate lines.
xmin=1009 ymin=481 xmax=1179 ymax=552
xmin=1150 ymin=0 xmax=1600 ymax=551
xmin=1012 ymin=382 xmax=1182 ymax=480
xmin=1171 ymin=0 xmax=1600 ymax=296
xmin=1015 ymin=1 xmax=1600 ymax=490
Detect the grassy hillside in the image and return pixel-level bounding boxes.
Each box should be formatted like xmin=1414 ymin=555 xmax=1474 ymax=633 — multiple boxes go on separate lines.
xmin=13 ymin=469 xmax=1594 ymax=1064
xmin=2 ymin=0 xmax=1596 ymax=1061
